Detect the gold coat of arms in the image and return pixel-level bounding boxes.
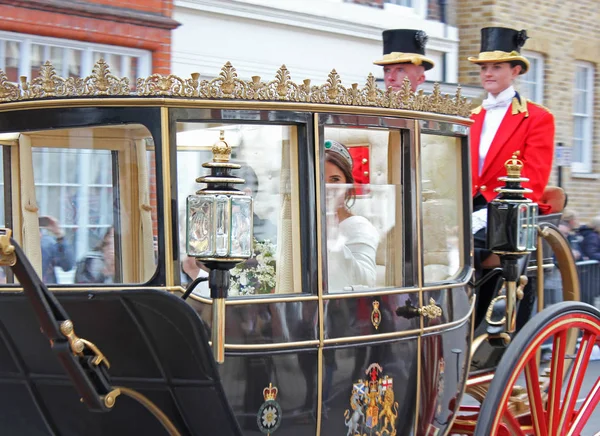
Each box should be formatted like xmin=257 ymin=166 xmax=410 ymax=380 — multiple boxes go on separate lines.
xmin=344 ymin=363 xmax=399 ymax=436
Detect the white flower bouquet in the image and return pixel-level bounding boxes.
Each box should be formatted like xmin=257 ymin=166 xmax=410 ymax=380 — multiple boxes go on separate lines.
xmin=230 ymin=239 xmax=276 ymax=295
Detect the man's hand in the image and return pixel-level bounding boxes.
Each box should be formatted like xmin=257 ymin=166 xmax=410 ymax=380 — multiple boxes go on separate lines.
xmin=43 ymin=216 xmax=64 ymax=239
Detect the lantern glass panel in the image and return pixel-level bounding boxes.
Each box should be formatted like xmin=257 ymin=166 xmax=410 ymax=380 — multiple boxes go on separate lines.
xmin=215 ymin=195 xmax=231 ymax=256
xmin=187 ymin=195 xmax=215 ymax=256
xmin=230 ymin=196 xmax=254 ymax=258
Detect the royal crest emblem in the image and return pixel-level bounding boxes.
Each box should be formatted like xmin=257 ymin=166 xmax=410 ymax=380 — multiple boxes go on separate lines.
xmin=344 ymin=363 xmax=399 ymax=436
xmin=371 ymin=301 xmax=382 ymax=330
xmin=257 ymin=383 xmax=282 ymax=435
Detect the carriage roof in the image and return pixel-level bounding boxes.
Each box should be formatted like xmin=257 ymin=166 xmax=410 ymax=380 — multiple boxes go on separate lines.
xmin=0 ymin=59 xmax=472 ymax=122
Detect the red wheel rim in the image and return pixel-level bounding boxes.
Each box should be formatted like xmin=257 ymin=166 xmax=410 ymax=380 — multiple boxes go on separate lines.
xmin=489 ymin=313 xmax=600 ymax=436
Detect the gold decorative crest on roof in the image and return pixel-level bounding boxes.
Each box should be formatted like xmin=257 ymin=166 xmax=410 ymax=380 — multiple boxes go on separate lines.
xmin=0 ymin=71 xmax=19 ymax=102
xmin=0 ymin=59 xmax=471 ymax=117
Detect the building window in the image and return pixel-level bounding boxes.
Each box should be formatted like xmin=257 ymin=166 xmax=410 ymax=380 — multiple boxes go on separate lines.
xmin=520 ymin=51 xmax=544 ymax=103
xmin=0 ymin=30 xmax=151 ymax=84
xmin=385 ymin=0 xmax=413 ymax=5
xmin=572 ymin=62 xmax=595 ymax=173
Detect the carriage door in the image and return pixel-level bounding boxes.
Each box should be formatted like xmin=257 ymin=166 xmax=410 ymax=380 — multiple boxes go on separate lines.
xmin=0 ymin=118 xmax=158 ymax=288
xmin=172 ymin=109 xmax=321 ymax=435
xmin=318 ymin=115 xmax=422 ymax=436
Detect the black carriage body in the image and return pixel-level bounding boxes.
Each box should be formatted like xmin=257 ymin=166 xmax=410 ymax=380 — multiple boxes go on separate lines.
xmin=0 ymin=96 xmax=474 ymax=436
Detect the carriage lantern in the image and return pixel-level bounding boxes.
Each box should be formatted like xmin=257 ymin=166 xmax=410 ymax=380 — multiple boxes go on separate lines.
xmin=486 ymin=155 xmax=538 ymax=333
xmin=486 ymin=155 xmax=538 ymax=254
xmin=186 ymin=131 xmax=254 ymax=363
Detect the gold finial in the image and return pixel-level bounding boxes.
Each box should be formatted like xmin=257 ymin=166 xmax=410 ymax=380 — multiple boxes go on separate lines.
xmin=212 ymin=130 xmax=231 ymax=163
xmin=505 ymin=154 xmax=523 ymax=178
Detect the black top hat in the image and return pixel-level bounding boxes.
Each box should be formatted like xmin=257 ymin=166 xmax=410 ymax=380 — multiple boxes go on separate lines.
xmin=468 ymin=27 xmax=530 ymax=74
xmin=373 ymin=29 xmax=434 ymax=70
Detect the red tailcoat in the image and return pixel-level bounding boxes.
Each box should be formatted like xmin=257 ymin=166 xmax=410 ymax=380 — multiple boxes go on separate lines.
xmin=470 ymin=95 xmax=555 ymax=214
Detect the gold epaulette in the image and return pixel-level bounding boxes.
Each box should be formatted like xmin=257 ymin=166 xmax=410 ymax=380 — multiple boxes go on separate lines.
xmin=511 ymin=96 xmax=528 ymax=117
xmin=526 ymin=99 xmax=553 ymax=115
xmin=471 ymin=105 xmax=483 ymax=115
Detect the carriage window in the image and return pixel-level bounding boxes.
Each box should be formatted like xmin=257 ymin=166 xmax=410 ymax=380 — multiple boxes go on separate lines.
xmin=323 ymin=127 xmax=404 ymax=293
xmin=9 ymin=124 xmax=158 ymax=285
xmin=421 ymin=131 xmax=464 ymax=283
xmin=177 ymin=122 xmax=301 ymax=296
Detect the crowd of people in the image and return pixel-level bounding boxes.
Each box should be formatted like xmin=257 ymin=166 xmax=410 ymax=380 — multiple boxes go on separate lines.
xmin=559 ymin=210 xmax=600 ymax=262
xmin=39 ymin=217 xmax=115 ymax=285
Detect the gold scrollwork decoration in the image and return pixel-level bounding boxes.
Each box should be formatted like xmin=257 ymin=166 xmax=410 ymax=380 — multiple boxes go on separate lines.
xmin=0 ymin=71 xmax=19 ymax=101
xmin=137 ymin=72 xmax=199 ymax=97
xmin=419 ymin=297 xmax=443 ymax=319
xmin=83 ymin=59 xmax=130 ymax=96
xmin=0 ymin=60 xmax=472 ymax=117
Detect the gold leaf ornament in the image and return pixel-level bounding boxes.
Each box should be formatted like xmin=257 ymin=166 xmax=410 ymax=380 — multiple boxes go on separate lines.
xmin=1 ymin=60 xmax=471 ymax=117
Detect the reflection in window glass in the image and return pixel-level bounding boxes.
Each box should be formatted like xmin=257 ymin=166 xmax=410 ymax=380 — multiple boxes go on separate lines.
xmin=176 ymin=122 xmax=300 ymax=296
xmin=323 ymin=127 xmax=403 ymax=293
xmin=421 ymin=132 xmax=463 ymax=283
xmin=21 ymin=124 xmax=158 ymax=285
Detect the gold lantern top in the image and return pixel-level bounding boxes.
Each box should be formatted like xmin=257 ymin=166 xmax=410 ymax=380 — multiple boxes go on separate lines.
xmin=504 ymin=155 xmax=524 ymax=179
xmin=212 ymin=131 xmax=232 ymax=163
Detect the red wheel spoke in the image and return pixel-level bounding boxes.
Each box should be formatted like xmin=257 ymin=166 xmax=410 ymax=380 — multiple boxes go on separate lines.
xmin=558 ymin=332 xmax=597 ymax=435
xmin=525 ymin=358 xmax=548 ymax=436
xmin=566 ymin=377 xmax=600 ymax=436
xmin=547 ymin=330 xmax=567 ymax=435
xmin=502 ymin=410 xmax=527 ymax=436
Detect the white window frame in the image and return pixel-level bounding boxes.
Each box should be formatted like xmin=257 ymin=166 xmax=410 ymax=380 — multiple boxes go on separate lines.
xmin=384 ymin=0 xmax=427 ymax=19
xmin=572 ymin=61 xmax=595 ymax=174
xmin=521 ymin=50 xmax=544 ymax=104
xmin=0 ymin=30 xmax=151 ymax=81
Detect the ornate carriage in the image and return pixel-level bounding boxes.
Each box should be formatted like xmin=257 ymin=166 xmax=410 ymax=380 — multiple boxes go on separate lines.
xmin=0 ymin=60 xmax=597 ymax=436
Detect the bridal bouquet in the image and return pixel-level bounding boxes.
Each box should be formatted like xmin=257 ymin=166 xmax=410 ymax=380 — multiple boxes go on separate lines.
xmin=230 ymin=239 xmax=277 ymax=296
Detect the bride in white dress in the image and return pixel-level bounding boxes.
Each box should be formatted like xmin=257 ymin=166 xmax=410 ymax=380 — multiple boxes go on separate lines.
xmin=324 ymin=139 xmax=379 ymax=293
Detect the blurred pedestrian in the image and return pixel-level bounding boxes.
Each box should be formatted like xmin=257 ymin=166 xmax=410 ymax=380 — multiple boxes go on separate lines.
xmin=579 ymin=216 xmax=600 ymax=261
xmin=558 ymin=209 xmax=583 ymax=261
xmin=373 ymin=29 xmax=434 ymax=92
xmin=74 ymin=227 xmax=115 ymax=284
xmin=40 ymin=215 xmax=74 ymax=283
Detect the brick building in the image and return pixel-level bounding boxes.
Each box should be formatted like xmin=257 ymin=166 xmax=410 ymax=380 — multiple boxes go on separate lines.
xmin=456 ymin=0 xmax=600 ymax=223
xmin=0 ymin=0 xmax=179 ymax=81
xmin=0 ymin=0 xmax=178 ymax=266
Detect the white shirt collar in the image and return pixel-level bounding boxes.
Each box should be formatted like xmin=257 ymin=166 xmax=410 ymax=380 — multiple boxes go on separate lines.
xmin=482 ymin=86 xmax=516 ymax=110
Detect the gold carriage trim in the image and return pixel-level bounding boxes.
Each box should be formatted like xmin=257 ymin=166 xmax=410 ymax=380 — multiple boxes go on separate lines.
xmin=0 ymin=59 xmax=472 ymax=117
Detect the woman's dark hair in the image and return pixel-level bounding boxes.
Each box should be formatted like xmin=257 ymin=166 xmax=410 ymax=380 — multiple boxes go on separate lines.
xmin=325 ymin=148 xmax=356 ymax=207
xmin=509 ymin=60 xmax=526 ymax=74
xmin=94 ymin=227 xmax=114 ymax=251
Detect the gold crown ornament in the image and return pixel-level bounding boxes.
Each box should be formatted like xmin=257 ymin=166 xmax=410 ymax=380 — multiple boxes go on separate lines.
xmin=505 ymin=154 xmax=523 ymax=178
xmin=263 ymin=383 xmax=278 ymax=401
xmin=212 ymin=130 xmax=232 ymax=163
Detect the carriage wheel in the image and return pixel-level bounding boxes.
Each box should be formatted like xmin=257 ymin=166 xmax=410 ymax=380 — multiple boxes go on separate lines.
xmin=474 ymin=302 xmax=600 ymax=436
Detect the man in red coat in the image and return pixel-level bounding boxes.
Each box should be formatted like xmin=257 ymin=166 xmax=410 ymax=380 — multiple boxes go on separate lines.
xmin=468 ymin=27 xmax=555 ymax=269
xmin=470 ymin=27 xmax=555 ymax=215
xmin=469 ymin=27 xmax=556 ymax=328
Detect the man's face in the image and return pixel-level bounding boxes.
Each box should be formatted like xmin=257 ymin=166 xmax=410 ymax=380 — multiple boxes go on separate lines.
xmin=383 ymin=63 xmax=426 ymax=92
xmin=479 ymin=62 xmax=521 ymax=96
